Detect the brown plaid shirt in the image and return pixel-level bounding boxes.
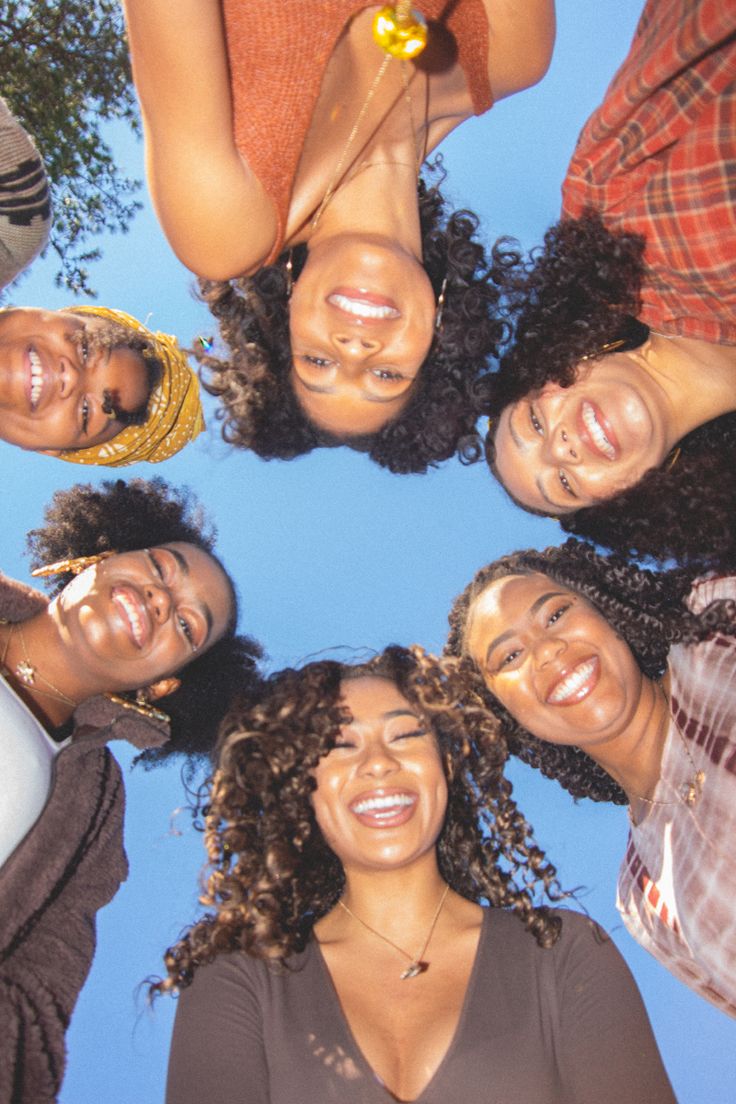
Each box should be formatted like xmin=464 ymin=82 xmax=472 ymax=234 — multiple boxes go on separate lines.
xmin=562 ymin=0 xmax=736 ymax=344
xmin=617 ymin=576 xmax=736 ymax=1017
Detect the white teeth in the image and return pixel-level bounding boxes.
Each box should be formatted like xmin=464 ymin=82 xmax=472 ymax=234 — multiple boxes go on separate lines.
xmin=353 ymin=794 xmax=414 ymax=815
xmin=548 ymin=660 xmax=596 ymax=703
xmin=115 ymin=591 xmax=145 ymax=647
xmin=29 ymin=349 xmax=43 ymax=408
xmin=548 ymin=659 xmax=597 ymax=703
xmin=328 ymin=294 xmax=399 ymax=320
xmin=582 ymin=402 xmax=616 ymax=460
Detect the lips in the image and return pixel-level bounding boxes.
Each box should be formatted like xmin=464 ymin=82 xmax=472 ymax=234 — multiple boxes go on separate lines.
xmin=545 ymin=656 xmax=600 ymax=705
xmin=327 ymin=288 xmax=401 ymax=321
xmin=111 ymin=585 xmax=151 ymax=649
xmin=349 ymin=788 xmax=417 ymax=827
xmin=578 ymin=401 xmax=620 ymax=461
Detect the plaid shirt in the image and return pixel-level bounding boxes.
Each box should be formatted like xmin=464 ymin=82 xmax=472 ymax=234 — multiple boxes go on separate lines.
xmin=617 ymin=576 xmax=736 ymax=1017
xmin=562 ymin=0 xmax=736 ymax=345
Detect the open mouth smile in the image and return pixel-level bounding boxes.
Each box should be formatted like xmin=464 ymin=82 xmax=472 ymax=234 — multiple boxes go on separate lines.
xmin=327 ymin=289 xmax=401 ymax=321
xmin=28 ymin=347 xmax=47 ymax=410
xmin=579 ymin=401 xmax=619 ymax=461
xmin=112 ymin=586 xmax=150 ymax=649
xmin=546 ymin=656 xmax=600 ymax=705
xmin=350 ymin=790 xmax=417 ymax=826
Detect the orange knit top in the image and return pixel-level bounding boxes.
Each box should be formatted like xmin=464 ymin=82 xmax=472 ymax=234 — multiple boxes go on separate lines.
xmin=222 ymin=1 xmax=492 ymax=264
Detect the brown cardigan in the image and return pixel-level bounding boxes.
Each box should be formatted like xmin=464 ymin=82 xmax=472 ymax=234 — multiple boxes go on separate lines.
xmin=0 ymin=574 xmax=169 ymax=1104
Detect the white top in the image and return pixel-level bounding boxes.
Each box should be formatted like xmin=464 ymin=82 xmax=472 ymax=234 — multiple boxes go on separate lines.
xmin=616 ymin=575 xmax=736 ymax=1017
xmin=0 ymin=671 xmax=67 ymax=867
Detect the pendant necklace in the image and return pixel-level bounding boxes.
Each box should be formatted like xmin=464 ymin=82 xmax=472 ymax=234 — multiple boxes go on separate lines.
xmin=338 ymin=882 xmax=449 ymax=980
xmin=627 ymin=681 xmax=705 ymax=822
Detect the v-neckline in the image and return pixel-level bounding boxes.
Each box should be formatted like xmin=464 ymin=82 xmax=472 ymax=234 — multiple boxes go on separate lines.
xmin=312 ymin=908 xmax=489 ymax=1103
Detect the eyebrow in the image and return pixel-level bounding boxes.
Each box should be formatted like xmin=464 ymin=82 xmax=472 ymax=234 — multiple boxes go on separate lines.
xmin=164 ymin=546 xmax=215 ymax=643
xmin=297 ymin=379 xmax=400 ymax=404
xmin=484 ymin=591 xmax=567 ymax=668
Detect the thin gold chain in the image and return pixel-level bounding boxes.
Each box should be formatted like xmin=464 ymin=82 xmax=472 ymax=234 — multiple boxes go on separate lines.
xmin=338 ymin=882 xmax=449 ymax=968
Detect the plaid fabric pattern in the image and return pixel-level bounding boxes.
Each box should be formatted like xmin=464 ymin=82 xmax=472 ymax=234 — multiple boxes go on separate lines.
xmin=562 ymin=0 xmax=736 ymax=344
xmin=617 ymin=576 xmax=736 ymax=1017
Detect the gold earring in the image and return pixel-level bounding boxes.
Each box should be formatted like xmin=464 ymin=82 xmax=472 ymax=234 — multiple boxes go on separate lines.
xmin=285 ymin=251 xmax=294 ymax=298
xmin=434 ymin=277 xmax=448 ymax=333
xmin=106 ymin=691 xmax=170 ymax=726
xmin=32 ymin=550 xmax=115 ymax=578
xmin=579 ymin=338 xmax=626 ymax=363
xmin=665 ymin=446 xmax=681 ymax=472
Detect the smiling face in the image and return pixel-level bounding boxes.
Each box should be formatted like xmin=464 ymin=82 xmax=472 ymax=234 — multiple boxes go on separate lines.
xmin=0 ymin=307 xmax=150 ymax=452
xmin=492 ymin=351 xmax=670 ymax=513
xmin=52 ymin=542 xmax=233 ymax=696
xmin=311 ymin=675 xmax=448 ymax=875
xmin=288 ymin=235 xmax=436 ymax=436
xmin=465 ymin=573 xmax=645 ymax=750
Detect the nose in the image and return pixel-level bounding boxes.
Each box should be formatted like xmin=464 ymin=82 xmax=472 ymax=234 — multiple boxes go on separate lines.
xmin=358 ymin=739 xmax=400 ymax=778
xmin=546 ymin=423 xmax=581 ymax=464
xmin=144 ymin=581 xmax=173 ymax=624
xmin=532 ymin=635 xmax=567 ymax=668
xmin=331 ymin=332 xmax=382 ymax=359
xmin=59 ymin=355 xmax=82 ymax=399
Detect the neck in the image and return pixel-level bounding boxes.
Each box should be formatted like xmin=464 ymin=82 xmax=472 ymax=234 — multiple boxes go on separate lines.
xmin=644 ymin=333 xmax=736 ymax=445
xmin=585 ymin=674 xmax=670 ymax=802
xmin=307 ymin=157 xmax=423 ymax=260
xmin=327 ymin=851 xmax=449 ymax=946
xmin=0 ymin=609 xmax=94 ymax=730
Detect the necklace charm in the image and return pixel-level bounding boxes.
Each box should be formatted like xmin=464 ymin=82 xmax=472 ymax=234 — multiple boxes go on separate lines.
xmin=682 ymin=770 xmax=706 ymax=807
xmin=373 ymin=6 xmax=428 ymax=59
xmin=16 ymin=658 xmax=36 ymax=685
xmin=400 ymin=960 xmax=428 ymax=980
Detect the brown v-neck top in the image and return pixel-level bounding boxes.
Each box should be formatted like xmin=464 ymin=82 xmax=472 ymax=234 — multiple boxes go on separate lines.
xmin=166 ymin=908 xmax=675 ymax=1103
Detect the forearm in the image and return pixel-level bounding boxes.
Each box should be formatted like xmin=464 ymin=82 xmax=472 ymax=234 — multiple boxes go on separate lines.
xmin=483 ymin=0 xmax=556 ymax=100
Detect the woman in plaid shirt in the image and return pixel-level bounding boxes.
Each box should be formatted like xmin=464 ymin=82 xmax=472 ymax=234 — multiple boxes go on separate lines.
xmin=446 ymin=538 xmax=736 ymax=1016
xmin=485 ymin=0 xmax=736 ymax=574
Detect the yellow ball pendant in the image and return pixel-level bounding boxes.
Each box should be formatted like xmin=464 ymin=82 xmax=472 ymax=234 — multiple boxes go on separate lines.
xmin=372 ymin=6 xmax=428 ymax=60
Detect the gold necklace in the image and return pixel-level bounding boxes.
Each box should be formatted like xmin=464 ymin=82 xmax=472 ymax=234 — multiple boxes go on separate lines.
xmin=310 ymin=4 xmax=428 ymax=233
xmin=627 ymin=682 xmax=705 ymax=818
xmin=338 ymin=882 xmax=449 ymax=980
xmin=0 ymin=620 xmax=76 ymax=709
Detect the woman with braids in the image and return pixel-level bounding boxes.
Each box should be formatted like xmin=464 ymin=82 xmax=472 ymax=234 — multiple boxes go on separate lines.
xmin=0 ymin=477 xmax=263 ymax=1104
xmin=446 ymin=538 xmax=736 ymax=1017
xmin=162 ymin=648 xmax=673 ymax=1103
xmin=121 ymin=1 xmax=555 ymax=469
xmin=486 ymin=0 xmax=736 ymax=571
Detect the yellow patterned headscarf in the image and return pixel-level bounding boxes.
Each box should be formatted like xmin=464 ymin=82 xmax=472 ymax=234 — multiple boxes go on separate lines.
xmin=58 ymin=306 xmax=205 ymax=466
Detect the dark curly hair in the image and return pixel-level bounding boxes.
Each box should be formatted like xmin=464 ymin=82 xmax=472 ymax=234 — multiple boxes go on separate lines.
xmin=198 ymin=165 xmax=517 ymax=474
xmin=484 ymin=211 xmax=736 ymax=572
xmin=157 ymin=646 xmax=565 ymax=991
xmin=445 ymin=538 xmax=736 ymax=804
xmin=26 ymin=477 xmax=263 ymax=765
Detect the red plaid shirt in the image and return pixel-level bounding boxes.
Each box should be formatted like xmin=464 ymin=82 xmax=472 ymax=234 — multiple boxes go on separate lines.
xmin=562 ymin=0 xmax=736 ymax=344
xmin=617 ymin=576 xmax=736 ymax=1017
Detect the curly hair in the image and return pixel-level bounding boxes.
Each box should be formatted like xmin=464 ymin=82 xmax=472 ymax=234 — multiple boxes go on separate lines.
xmin=158 ymin=645 xmax=565 ymax=991
xmin=26 ymin=477 xmax=263 ymax=765
xmin=484 ymin=211 xmax=736 ymax=572
xmin=445 ymin=538 xmax=736 ymax=804
xmin=198 ymin=166 xmax=518 ymax=474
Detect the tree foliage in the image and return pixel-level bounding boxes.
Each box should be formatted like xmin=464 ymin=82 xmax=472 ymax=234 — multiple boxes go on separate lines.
xmin=0 ymin=0 xmax=142 ymax=295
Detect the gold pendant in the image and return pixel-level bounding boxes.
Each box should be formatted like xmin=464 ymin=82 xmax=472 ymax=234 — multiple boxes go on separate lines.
xmin=682 ymin=770 xmax=706 ymax=807
xmin=400 ymin=960 xmax=427 ymax=980
xmin=373 ymin=6 xmax=428 ymax=60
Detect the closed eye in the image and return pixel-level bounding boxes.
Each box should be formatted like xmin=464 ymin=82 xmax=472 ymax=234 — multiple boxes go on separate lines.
xmin=391 ymin=726 xmax=427 ymax=741
xmin=147 ymin=549 xmax=165 ymax=580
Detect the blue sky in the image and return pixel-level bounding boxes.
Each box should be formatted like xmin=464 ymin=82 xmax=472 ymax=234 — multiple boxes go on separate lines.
xmin=3 ymin=1 xmax=734 ymax=1099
